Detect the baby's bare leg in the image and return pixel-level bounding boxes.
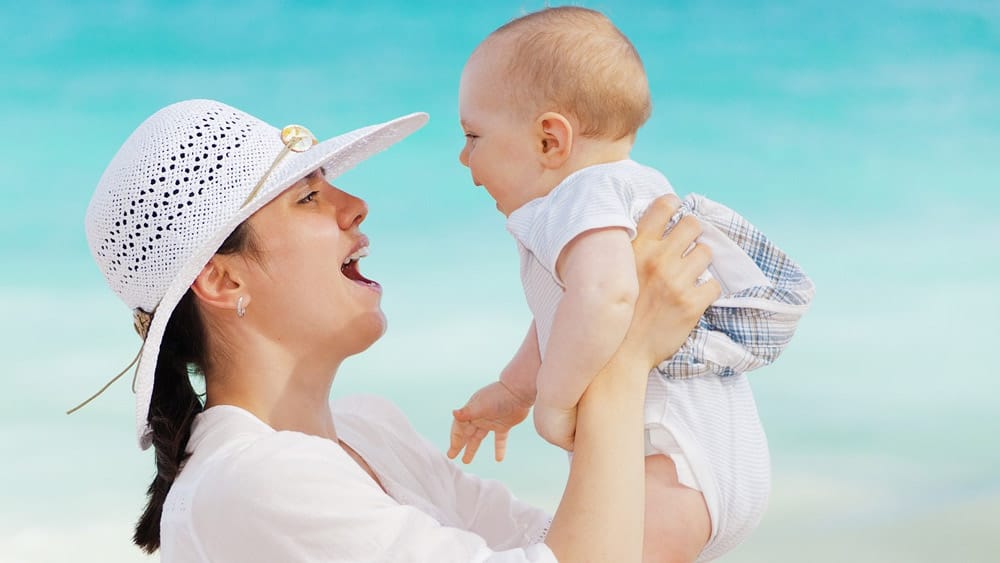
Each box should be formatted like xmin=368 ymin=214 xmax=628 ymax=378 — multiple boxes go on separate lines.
xmin=643 ymin=454 xmax=711 ymax=563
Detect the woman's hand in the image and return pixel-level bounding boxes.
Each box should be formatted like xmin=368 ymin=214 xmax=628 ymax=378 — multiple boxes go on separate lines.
xmin=627 ymin=194 xmax=721 ymax=367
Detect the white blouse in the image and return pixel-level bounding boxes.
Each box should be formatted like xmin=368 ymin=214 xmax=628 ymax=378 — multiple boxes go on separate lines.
xmin=159 ymin=394 xmax=555 ymax=562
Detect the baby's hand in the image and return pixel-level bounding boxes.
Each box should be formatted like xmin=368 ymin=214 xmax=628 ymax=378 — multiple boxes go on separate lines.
xmin=533 ymin=404 xmax=578 ymax=452
xmin=448 ymin=381 xmax=532 ymax=463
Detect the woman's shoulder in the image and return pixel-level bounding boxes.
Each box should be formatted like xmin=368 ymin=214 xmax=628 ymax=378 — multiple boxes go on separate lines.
xmin=182 ymin=405 xmax=383 ymax=507
xmin=332 ymin=394 xmax=433 ymax=456
xmin=332 ymin=393 xmax=411 ymax=429
xmin=165 ymin=404 xmax=419 ymax=560
xmin=189 ymin=396 xmax=419 ymax=499
xmin=182 ymin=396 xmax=412 ymax=488
xmin=332 ymin=394 xmax=458 ymax=483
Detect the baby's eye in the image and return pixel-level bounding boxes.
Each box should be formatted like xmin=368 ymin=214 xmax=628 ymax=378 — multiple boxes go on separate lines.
xmin=464 ymin=133 xmax=478 ymax=140
xmin=298 ymin=191 xmax=319 ymax=204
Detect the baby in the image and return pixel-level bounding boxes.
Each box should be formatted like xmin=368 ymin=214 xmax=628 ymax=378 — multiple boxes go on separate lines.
xmin=447 ymin=7 xmax=813 ymax=562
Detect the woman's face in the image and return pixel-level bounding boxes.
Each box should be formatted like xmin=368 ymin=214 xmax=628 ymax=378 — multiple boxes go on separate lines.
xmin=242 ymin=169 xmax=385 ymax=363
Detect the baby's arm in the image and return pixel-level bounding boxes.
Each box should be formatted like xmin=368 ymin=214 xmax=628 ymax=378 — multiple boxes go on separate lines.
xmin=499 ymin=322 xmax=542 ymax=404
xmin=533 ymin=227 xmax=639 ymax=450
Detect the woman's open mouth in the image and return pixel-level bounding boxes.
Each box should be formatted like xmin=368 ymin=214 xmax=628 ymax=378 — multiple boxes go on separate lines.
xmin=342 ymin=246 xmax=381 ymax=291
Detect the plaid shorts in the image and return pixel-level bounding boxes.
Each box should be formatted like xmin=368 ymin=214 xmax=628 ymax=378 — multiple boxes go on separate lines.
xmin=655 ymin=194 xmax=815 ymax=380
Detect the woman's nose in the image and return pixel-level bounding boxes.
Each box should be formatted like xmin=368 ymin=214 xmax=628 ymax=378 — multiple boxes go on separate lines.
xmin=330 ymin=187 xmax=368 ymax=229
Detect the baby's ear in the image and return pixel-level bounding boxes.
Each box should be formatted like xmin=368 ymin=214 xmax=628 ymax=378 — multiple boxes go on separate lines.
xmin=536 ymin=112 xmax=573 ymax=168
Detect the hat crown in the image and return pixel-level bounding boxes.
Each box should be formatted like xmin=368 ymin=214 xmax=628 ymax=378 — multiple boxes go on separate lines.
xmin=86 ymin=100 xmax=284 ymax=312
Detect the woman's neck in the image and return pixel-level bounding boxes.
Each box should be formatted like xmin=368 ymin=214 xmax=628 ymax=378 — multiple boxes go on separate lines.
xmin=204 ymin=344 xmax=392 ymax=491
xmin=204 ymin=333 xmax=343 ymax=441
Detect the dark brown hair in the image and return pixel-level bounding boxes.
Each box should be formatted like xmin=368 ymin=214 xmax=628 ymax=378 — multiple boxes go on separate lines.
xmin=133 ymin=222 xmax=259 ymax=553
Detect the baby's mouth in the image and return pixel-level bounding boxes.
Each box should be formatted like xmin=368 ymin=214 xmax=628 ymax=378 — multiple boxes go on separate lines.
xmin=341 ymin=246 xmax=380 ymax=289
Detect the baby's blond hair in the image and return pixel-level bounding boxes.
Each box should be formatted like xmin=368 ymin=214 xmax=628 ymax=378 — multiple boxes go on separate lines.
xmin=481 ymin=6 xmax=651 ymax=140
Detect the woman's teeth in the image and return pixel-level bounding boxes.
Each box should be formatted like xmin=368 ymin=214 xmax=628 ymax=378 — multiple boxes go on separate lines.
xmin=341 ymin=245 xmax=379 ymax=289
xmin=343 ymin=246 xmax=370 ymax=265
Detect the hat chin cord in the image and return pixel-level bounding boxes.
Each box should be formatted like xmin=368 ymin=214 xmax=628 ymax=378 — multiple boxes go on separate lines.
xmin=65 ymin=307 xmax=152 ymax=415
xmin=65 ymin=345 xmax=144 ymax=415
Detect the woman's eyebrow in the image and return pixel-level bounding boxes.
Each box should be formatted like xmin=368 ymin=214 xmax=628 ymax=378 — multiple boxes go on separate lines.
xmin=292 ymin=170 xmax=324 ymax=189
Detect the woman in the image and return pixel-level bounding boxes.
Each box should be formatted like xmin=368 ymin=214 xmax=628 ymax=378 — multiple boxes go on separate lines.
xmin=80 ymin=99 xmax=718 ymax=561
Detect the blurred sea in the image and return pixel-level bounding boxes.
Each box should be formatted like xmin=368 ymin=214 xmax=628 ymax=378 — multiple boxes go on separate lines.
xmin=1 ymin=1 xmax=998 ymax=561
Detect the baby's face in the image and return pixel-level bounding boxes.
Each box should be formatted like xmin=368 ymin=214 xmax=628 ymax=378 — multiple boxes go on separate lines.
xmin=457 ymin=49 xmax=548 ymax=216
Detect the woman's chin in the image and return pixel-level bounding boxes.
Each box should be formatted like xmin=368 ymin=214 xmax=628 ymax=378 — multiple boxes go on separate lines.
xmin=341 ymin=310 xmax=387 ymax=356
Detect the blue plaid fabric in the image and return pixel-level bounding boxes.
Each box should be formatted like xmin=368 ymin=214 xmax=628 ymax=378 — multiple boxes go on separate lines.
xmin=655 ymin=194 xmax=815 ymax=380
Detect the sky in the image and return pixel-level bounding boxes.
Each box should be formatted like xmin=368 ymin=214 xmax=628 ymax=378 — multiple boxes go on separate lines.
xmin=1 ymin=1 xmax=998 ymax=561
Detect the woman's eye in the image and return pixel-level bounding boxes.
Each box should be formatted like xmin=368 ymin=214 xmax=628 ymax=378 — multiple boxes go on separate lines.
xmin=298 ymin=191 xmax=319 ymax=204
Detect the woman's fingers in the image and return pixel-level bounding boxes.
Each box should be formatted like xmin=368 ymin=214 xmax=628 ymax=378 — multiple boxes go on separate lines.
xmin=666 ymin=215 xmax=704 ymax=256
xmin=635 ymin=194 xmax=681 ymax=242
xmin=635 ymin=201 xmax=705 ymax=275
xmin=636 ymin=196 xmax=707 ymax=263
xmin=627 ymin=199 xmax=723 ymax=366
xmin=703 ymin=277 xmax=723 ymax=301
xmin=679 ymin=236 xmax=713 ymax=279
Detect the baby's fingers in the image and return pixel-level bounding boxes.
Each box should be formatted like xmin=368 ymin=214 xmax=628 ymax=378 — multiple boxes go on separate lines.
xmin=494 ymin=430 xmax=510 ymax=462
xmin=462 ymin=428 xmax=489 ymax=464
xmin=447 ymin=419 xmax=471 ymax=459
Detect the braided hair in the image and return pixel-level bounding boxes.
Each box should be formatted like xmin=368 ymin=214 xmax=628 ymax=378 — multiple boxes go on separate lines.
xmin=133 ymin=222 xmax=258 ymax=553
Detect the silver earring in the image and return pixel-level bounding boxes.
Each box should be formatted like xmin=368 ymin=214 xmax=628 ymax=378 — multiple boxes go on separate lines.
xmin=236 ymin=296 xmax=247 ymax=318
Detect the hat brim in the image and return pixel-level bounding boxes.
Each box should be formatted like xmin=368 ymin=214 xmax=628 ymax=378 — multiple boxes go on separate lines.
xmin=132 ymin=112 xmax=428 ymax=449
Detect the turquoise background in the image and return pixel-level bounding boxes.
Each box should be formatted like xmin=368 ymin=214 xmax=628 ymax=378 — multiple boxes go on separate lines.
xmin=1 ymin=1 xmax=997 ymax=561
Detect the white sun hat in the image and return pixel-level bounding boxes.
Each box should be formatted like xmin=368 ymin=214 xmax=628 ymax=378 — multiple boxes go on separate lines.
xmin=83 ymin=99 xmax=428 ymax=449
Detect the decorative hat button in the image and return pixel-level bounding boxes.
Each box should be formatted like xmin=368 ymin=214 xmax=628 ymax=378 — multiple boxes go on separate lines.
xmin=241 ymin=124 xmax=318 ymax=208
xmin=281 ymin=125 xmax=318 ymax=152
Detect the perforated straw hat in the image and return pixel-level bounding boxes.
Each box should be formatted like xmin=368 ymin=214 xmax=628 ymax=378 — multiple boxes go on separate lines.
xmin=83 ymin=99 xmax=428 ymax=449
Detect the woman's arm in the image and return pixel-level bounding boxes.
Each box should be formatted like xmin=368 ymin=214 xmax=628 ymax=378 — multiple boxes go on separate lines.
xmin=543 ymin=195 xmax=720 ymax=562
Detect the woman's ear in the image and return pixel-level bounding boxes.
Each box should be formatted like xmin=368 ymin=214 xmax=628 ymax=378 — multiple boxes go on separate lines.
xmin=535 ymin=112 xmax=573 ymax=169
xmin=190 ymin=255 xmax=247 ymax=314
